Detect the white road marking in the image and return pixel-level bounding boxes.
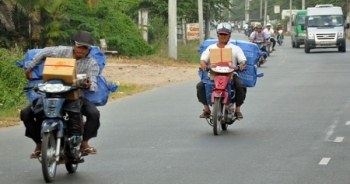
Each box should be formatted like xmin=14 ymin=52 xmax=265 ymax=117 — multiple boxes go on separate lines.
xmin=334 ymin=137 xmax=344 ymax=142
xmin=319 ymin=157 xmax=331 ymax=165
xmin=346 ymin=121 xmax=350 ymax=125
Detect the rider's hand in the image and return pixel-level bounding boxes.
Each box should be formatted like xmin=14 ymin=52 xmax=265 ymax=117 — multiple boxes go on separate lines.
xmin=239 ymin=64 xmax=246 ymax=71
xmin=200 ymin=60 xmax=207 ymax=71
xmin=25 ymin=67 xmax=32 ymax=80
xmin=83 ymin=79 xmax=92 ymax=89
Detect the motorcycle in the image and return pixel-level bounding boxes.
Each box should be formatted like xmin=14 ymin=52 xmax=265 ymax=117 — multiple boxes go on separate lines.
xmin=277 ymin=30 xmax=284 ymax=45
xmin=254 ymin=40 xmax=267 ymax=67
xmin=201 ymin=63 xmax=239 ymax=135
xmin=266 ymin=38 xmax=272 ymax=56
xmin=24 ymin=74 xmax=88 ymax=183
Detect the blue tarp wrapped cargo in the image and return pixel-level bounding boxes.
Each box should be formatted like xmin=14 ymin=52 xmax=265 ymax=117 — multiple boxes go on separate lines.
xmin=16 ymin=46 xmax=116 ymax=105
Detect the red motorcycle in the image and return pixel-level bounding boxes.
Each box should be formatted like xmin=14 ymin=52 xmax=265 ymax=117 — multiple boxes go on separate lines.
xmin=203 ymin=62 xmax=239 ymax=135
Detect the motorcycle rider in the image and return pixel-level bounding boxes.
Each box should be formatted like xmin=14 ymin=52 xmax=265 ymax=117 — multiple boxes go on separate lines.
xmin=276 ymin=23 xmax=284 ymax=40
xmin=263 ymin=23 xmax=276 ymax=51
xmin=197 ymin=22 xmax=247 ymax=119
xmin=250 ymin=25 xmax=268 ymax=61
xmin=21 ymin=30 xmax=100 ymax=158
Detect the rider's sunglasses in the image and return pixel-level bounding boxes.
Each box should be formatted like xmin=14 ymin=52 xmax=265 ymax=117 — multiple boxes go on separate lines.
xmin=75 ymin=41 xmax=91 ymax=50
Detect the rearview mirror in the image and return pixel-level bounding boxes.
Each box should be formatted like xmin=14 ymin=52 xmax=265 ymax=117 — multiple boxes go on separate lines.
xmin=301 ymin=24 xmax=305 ymax=30
xmin=346 ymin=23 xmax=350 ymax=29
xmin=291 ymin=22 xmax=295 ymax=26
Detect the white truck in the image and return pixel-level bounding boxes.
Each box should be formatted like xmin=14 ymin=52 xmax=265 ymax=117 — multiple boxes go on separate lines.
xmin=303 ymin=4 xmax=346 ymax=53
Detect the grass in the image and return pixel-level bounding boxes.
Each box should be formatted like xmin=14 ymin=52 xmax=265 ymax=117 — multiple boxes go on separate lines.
xmin=0 ymin=105 xmax=25 ymax=127
xmin=108 ymin=82 xmax=148 ymax=101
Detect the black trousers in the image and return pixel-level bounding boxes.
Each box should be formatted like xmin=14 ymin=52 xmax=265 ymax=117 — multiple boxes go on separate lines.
xmin=20 ymin=97 xmax=100 ymax=143
xmin=270 ymin=38 xmax=276 ymax=48
xmin=196 ymin=74 xmax=247 ymax=107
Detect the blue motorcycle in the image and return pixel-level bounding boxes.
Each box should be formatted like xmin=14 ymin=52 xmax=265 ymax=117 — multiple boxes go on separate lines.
xmin=24 ymin=75 xmax=88 ymax=183
xmin=277 ymin=30 xmax=284 ymax=45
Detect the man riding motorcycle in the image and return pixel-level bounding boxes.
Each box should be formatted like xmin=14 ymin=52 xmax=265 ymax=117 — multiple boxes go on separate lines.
xmin=250 ymin=25 xmax=269 ymax=61
xmin=21 ymin=30 xmax=100 ymax=158
xmin=276 ymin=23 xmax=284 ymax=41
xmin=263 ymin=23 xmax=276 ymax=51
xmin=197 ymin=22 xmax=247 ymax=119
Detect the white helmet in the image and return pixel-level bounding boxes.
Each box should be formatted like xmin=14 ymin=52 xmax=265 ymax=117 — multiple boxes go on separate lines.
xmin=216 ymin=22 xmax=231 ymax=34
xmin=266 ymin=23 xmax=271 ymax=27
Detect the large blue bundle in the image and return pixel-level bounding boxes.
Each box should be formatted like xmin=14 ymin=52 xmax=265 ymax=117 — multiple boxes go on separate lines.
xmin=237 ymin=65 xmax=264 ymax=87
xmin=16 ymin=46 xmax=114 ymax=105
xmin=25 ymin=79 xmax=44 ymax=103
xmin=198 ymin=70 xmax=232 ymax=106
xmin=84 ymin=76 xmax=118 ymax=106
xmin=235 ymin=40 xmax=260 ymax=65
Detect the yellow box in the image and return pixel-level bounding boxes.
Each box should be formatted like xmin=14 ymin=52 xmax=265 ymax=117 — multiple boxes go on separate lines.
xmin=43 ymin=58 xmax=77 ymax=84
xmin=209 ymin=48 xmax=232 ymax=66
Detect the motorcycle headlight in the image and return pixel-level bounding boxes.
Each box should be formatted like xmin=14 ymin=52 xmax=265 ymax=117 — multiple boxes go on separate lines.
xmin=308 ymin=32 xmax=314 ymax=39
xmin=338 ymin=31 xmax=344 ymax=38
xmin=38 ymin=84 xmax=71 ymax=93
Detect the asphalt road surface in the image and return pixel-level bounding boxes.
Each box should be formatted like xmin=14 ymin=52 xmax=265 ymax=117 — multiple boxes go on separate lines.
xmin=2 ymin=33 xmax=350 ymax=184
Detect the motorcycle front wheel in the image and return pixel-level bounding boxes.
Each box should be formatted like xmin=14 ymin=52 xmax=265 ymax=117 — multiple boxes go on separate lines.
xmin=213 ymin=97 xmax=223 ymax=135
xmin=42 ymin=131 xmax=58 ymax=183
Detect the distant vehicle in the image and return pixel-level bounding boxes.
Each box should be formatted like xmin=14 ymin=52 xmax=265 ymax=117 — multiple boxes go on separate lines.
xmin=302 ymin=4 xmax=346 ymax=53
xmin=291 ymin=10 xmax=307 ymax=48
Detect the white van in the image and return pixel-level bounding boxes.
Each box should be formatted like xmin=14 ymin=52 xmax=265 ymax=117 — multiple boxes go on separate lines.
xmin=303 ymin=4 xmax=346 ymax=53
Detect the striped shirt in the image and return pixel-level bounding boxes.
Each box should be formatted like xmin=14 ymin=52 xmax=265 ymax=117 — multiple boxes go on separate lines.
xmin=29 ymin=46 xmax=99 ymax=92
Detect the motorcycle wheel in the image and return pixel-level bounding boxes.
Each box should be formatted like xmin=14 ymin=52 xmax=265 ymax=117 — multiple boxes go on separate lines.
xmin=66 ymin=162 xmax=78 ymax=173
xmin=213 ymin=97 xmax=223 ymax=135
xmin=42 ymin=131 xmax=58 ymax=183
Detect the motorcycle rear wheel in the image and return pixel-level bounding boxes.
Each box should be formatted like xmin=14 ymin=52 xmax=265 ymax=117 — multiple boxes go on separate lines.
xmin=42 ymin=131 xmax=58 ymax=183
xmin=65 ymin=162 xmax=78 ymax=173
xmin=213 ymin=98 xmax=223 ymax=135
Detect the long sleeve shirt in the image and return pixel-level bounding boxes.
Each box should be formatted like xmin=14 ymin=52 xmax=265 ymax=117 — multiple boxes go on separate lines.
xmin=29 ymin=46 xmax=99 ymax=92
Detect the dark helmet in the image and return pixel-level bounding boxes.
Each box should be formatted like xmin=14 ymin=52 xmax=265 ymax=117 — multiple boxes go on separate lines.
xmin=256 ymin=25 xmax=263 ymax=29
xmin=216 ymin=22 xmax=232 ymax=34
xmin=71 ymin=30 xmax=94 ymax=46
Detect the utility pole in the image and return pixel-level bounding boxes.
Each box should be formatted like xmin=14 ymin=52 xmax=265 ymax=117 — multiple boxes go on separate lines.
xmin=260 ymin=0 xmax=262 ymax=19
xmin=290 ymin=0 xmax=292 ymax=32
xmin=198 ymin=0 xmax=204 ymax=44
xmin=302 ymin=0 xmax=305 ymax=10
xmin=245 ymin=0 xmax=250 ymax=23
xmin=264 ymin=0 xmax=267 ymax=26
xmin=168 ymin=0 xmax=177 ymax=59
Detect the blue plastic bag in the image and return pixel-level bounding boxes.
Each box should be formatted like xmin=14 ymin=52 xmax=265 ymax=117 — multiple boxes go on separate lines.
xmin=84 ymin=76 xmax=118 ymax=106
xmin=237 ymin=65 xmax=264 ymax=87
xmin=235 ymin=40 xmax=260 ymax=65
xmin=25 ymin=79 xmax=45 ymax=103
xmin=198 ymin=70 xmax=232 ymax=106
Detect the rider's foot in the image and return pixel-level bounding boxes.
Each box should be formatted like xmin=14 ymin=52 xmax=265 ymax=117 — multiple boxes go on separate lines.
xmin=30 ymin=143 xmax=42 ymax=159
xmin=199 ymin=110 xmax=211 ymax=118
xmin=272 ymin=48 xmax=276 ymax=51
xmin=234 ymin=112 xmax=243 ymax=119
xmin=80 ymin=141 xmax=97 ymax=154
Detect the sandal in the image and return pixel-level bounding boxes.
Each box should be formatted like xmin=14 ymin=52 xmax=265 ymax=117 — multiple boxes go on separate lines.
xmin=80 ymin=147 xmax=97 ymax=154
xmin=199 ymin=110 xmax=211 ymax=118
xmin=234 ymin=112 xmax=243 ymax=119
xmin=30 ymin=151 xmax=41 ymax=159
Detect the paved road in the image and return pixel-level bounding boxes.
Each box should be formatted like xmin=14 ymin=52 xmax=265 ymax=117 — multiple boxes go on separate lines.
xmin=2 ymin=34 xmax=350 ymax=184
